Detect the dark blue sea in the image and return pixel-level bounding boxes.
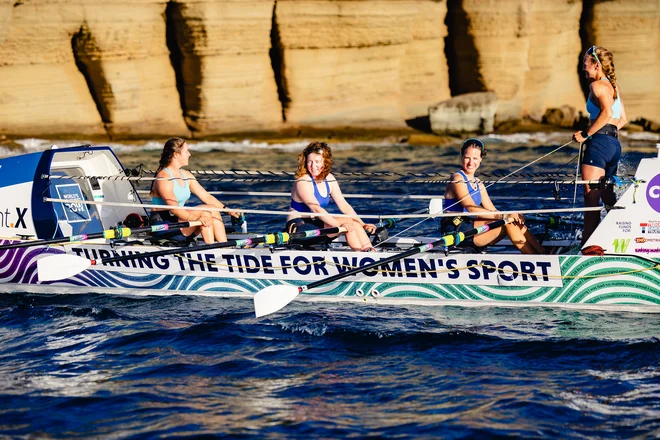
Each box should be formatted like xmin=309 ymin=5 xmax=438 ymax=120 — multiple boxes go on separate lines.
xmin=1 ymin=137 xmax=659 ymax=438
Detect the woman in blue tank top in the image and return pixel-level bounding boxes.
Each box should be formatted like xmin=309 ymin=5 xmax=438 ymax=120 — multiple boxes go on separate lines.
xmin=287 ymin=142 xmax=377 ymax=251
xmin=573 ymin=45 xmax=628 ymax=245
xmin=441 ymin=139 xmax=545 ymax=254
xmin=150 ymin=138 xmax=240 ymax=244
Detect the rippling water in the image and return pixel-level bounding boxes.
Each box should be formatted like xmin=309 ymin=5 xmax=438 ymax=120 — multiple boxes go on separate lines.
xmin=1 ymin=135 xmax=659 ymax=437
xmin=1 ymin=294 xmax=659 ymax=438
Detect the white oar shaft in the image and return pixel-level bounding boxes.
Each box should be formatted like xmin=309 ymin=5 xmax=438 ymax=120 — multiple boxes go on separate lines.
xmin=135 ymin=189 xmax=571 ymax=202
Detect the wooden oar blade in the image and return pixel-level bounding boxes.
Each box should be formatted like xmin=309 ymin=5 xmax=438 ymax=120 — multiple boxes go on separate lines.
xmin=254 ymin=285 xmax=301 ymax=318
xmin=37 ymin=254 xmax=92 ymax=282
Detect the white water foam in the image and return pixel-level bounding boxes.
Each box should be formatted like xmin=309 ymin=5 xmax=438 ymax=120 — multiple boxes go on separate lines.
xmin=1 ymin=138 xmax=412 ymax=158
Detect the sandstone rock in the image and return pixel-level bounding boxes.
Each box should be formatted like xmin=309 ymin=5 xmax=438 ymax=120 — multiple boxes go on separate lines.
xmin=625 ymin=122 xmax=645 ymax=133
xmin=400 ymin=1 xmax=451 ymax=120
xmin=542 ymin=105 xmax=580 ymax=128
xmin=635 ymin=118 xmax=660 ymax=133
xmin=1 ymin=0 xmax=660 ymax=138
xmin=522 ymin=1 xmax=584 ymax=120
xmin=0 ymin=2 xmax=104 ymax=136
xmin=446 ymin=0 xmax=584 ymax=122
xmin=73 ymin=1 xmax=189 ymax=138
xmin=170 ymin=0 xmax=281 ymax=135
xmin=275 ymin=1 xmax=410 ymax=128
xmin=0 ymin=0 xmax=189 ymax=138
xmin=276 ymin=0 xmax=450 ymax=128
xmin=429 ymin=91 xmax=498 ymax=134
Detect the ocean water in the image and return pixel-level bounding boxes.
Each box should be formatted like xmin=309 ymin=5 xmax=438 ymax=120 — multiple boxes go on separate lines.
xmin=1 ymin=134 xmax=660 ymax=438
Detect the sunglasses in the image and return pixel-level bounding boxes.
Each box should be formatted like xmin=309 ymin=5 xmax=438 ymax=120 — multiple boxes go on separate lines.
xmin=587 ymin=45 xmax=603 ymax=68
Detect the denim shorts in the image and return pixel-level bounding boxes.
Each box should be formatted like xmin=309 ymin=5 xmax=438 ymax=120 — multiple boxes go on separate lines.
xmin=581 ymin=132 xmax=621 ymax=177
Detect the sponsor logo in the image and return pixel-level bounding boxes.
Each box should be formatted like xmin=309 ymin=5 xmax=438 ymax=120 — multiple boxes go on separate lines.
xmin=612 ymin=238 xmax=630 ymax=253
xmin=636 ymin=237 xmax=660 ymax=243
xmin=635 ymin=248 xmax=660 ymax=254
xmin=640 ymin=221 xmax=660 ymax=234
xmin=0 ymin=207 xmax=28 ymax=229
xmin=648 ymin=173 xmax=660 ymax=213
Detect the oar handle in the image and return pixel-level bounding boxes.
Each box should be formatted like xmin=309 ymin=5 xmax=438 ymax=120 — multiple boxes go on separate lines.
xmin=0 ymin=220 xmax=203 ymax=251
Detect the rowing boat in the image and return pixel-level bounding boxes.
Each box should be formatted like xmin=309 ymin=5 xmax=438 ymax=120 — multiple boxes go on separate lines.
xmin=1 ymin=144 xmax=659 ymax=316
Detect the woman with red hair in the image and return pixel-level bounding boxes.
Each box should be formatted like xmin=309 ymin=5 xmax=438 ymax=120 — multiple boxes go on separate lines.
xmin=287 ymin=142 xmax=377 ymax=251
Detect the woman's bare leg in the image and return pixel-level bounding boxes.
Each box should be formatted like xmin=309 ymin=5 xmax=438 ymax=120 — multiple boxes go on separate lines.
xmin=212 ymin=217 xmax=227 ymax=242
xmin=472 ymin=219 xmax=507 ymax=248
xmin=336 ymin=218 xmax=372 ymax=251
xmin=200 ymin=225 xmax=214 ymax=244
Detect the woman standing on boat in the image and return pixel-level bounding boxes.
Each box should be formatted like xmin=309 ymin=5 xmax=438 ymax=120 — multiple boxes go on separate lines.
xmin=441 ymin=138 xmax=546 ymax=254
xmin=150 ymin=137 xmax=238 ymax=244
xmin=287 ymin=141 xmax=377 ymax=252
xmin=573 ymin=45 xmax=627 ymax=245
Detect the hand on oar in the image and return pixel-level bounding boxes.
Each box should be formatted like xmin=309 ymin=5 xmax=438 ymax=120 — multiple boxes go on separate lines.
xmin=37 ymin=226 xmax=347 ymax=282
xmin=253 ymin=217 xmax=515 ymax=318
xmin=0 ymin=221 xmax=202 ymax=251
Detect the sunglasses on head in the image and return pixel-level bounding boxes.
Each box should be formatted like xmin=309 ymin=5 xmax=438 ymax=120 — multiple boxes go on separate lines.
xmin=587 ymin=45 xmax=603 ymax=67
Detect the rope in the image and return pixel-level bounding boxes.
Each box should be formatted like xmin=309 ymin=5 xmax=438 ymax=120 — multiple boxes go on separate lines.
xmin=149 ymin=169 xmax=629 ymax=179
xmin=42 ymin=173 xmax=627 ymax=186
xmin=42 ymin=197 xmax=615 ymax=220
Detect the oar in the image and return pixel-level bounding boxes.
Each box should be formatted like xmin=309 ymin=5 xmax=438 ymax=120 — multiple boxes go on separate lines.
xmin=37 ymin=226 xmax=347 ymax=282
xmin=0 ymin=221 xmax=202 ymax=251
xmin=253 ymin=217 xmax=514 ymax=318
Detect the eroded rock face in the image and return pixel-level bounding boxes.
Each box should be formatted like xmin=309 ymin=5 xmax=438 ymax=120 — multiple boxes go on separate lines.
xmin=0 ymin=0 xmax=658 ymax=138
xmin=446 ymin=0 xmax=585 ymax=122
xmin=73 ymin=1 xmax=190 ymax=138
xmin=0 ymin=1 xmax=104 ymax=136
xmin=169 ymin=0 xmax=281 ymax=135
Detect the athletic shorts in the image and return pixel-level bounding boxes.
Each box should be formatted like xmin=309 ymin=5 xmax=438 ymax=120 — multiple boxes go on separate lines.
xmin=285 ymin=218 xmax=334 ymax=246
xmin=581 ymin=129 xmax=621 ymax=177
xmin=149 ymin=210 xmax=193 ymax=242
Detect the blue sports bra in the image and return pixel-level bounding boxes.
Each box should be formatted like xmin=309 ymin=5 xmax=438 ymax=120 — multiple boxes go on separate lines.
xmin=587 ymin=79 xmax=622 ymax=120
xmin=290 ymin=179 xmax=331 ymax=213
xmin=151 ymin=167 xmax=191 ymax=207
xmin=444 ymin=170 xmax=483 ymax=213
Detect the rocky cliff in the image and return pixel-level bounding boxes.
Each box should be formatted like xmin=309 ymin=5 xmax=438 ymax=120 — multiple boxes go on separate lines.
xmin=0 ymin=0 xmax=658 ymax=138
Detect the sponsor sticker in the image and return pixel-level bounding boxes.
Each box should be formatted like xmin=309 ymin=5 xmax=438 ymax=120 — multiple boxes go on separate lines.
xmin=56 ymin=184 xmax=91 ymax=223
xmin=647 ymin=173 xmax=660 ymax=213
xmin=640 ymin=221 xmax=660 ymax=234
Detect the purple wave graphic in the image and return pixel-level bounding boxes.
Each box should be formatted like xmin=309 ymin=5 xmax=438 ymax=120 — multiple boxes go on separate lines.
xmin=0 ymin=240 xmax=65 ymax=284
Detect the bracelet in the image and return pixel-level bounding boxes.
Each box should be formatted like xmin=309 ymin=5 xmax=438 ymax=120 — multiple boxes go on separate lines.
xmin=581 ymin=130 xmax=591 ymax=139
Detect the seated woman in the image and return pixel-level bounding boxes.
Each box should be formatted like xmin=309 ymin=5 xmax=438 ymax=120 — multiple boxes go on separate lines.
xmin=287 ymin=141 xmax=377 ymax=252
xmin=149 ymin=137 xmax=238 ymax=244
xmin=441 ymin=138 xmax=546 ymax=254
